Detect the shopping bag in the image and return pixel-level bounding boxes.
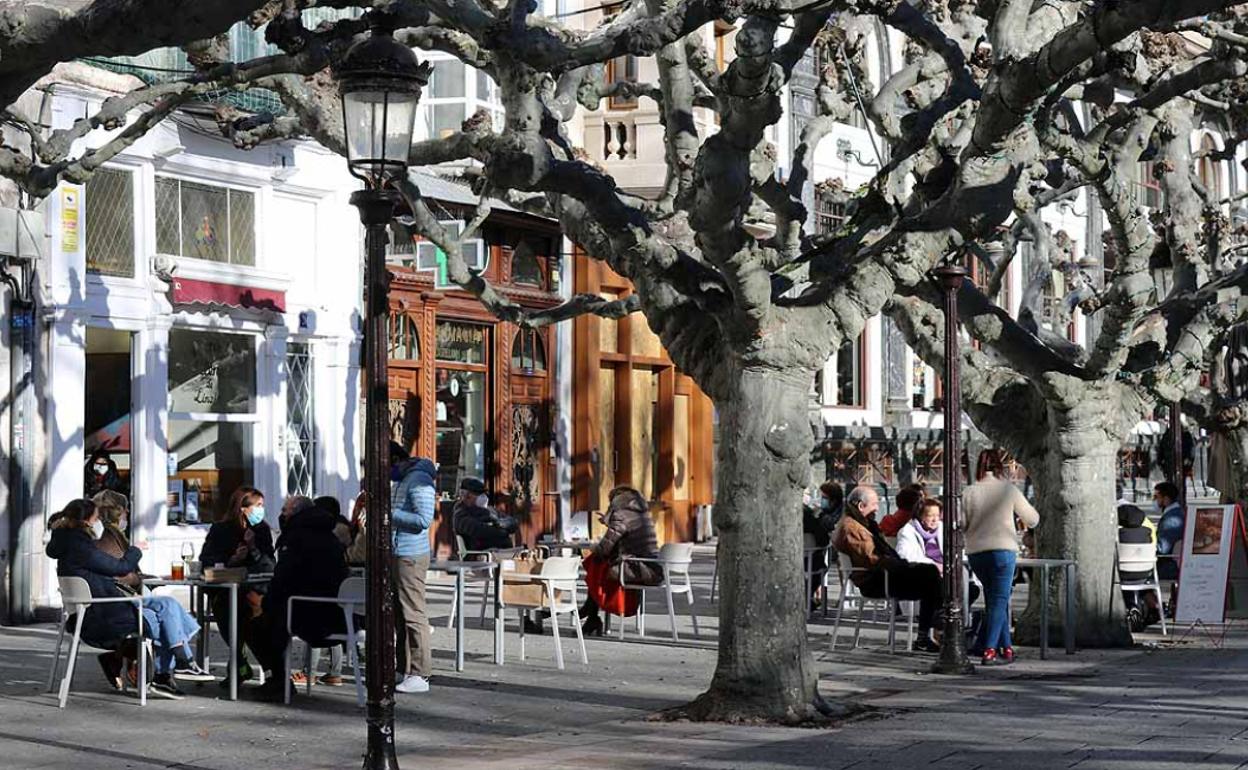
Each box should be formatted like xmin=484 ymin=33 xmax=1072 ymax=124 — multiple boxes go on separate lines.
xmin=501 ymin=550 xmax=547 ymax=607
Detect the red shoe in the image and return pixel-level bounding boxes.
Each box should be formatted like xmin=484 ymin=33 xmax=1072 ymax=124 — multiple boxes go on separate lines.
xmin=998 ymin=647 xmax=1015 ymax=665
xmin=980 ymin=648 xmax=997 ymax=666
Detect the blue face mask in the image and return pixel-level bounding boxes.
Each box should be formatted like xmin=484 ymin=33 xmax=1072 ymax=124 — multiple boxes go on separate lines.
xmin=246 ymin=507 xmax=266 ymax=526
xmin=820 ymin=498 xmax=830 ymax=510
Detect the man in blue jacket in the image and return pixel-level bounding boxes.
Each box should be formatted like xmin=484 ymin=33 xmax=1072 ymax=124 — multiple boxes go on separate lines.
xmin=390 ymin=442 xmax=437 ymax=694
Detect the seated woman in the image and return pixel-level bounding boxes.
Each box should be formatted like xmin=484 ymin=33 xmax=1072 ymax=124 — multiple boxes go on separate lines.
xmin=199 ymin=486 xmax=276 ymax=688
xmin=247 ymin=499 xmax=350 ymax=701
xmin=578 ymin=486 xmax=664 ymax=637
xmin=46 ymin=499 xmax=210 ymax=699
xmin=896 ymin=498 xmax=980 ymax=605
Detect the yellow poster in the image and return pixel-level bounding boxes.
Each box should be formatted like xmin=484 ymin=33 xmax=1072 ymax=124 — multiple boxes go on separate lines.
xmin=61 ymin=186 xmax=79 ymax=253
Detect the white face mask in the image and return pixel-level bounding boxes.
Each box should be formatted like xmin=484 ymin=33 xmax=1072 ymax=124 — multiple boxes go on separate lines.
xmin=89 ymin=520 xmax=104 ymax=540
xmin=475 ymin=494 xmax=489 ymax=508
xmin=94 ymin=463 xmax=109 ymax=475
xmin=118 ymin=518 xmax=128 ymax=532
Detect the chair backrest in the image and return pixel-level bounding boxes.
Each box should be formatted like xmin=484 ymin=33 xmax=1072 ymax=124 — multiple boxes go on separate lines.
xmin=540 ymin=556 xmax=581 ymax=594
xmin=837 ymin=552 xmax=853 ymax=573
xmin=337 ymin=576 xmax=365 ymax=603
xmin=1117 ymin=542 xmax=1158 ymax=575
xmin=658 ymin=542 xmax=694 ymax=574
xmin=57 ymin=576 xmax=93 ymax=612
xmin=456 ymin=534 xmax=468 ymax=559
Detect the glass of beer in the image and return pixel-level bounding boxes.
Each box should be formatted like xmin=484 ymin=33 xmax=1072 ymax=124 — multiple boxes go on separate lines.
xmin=171 ymin=562 xmax=185 ymax=581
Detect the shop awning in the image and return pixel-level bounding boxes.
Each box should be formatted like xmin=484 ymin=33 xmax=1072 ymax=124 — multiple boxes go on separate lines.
xmin=171 ymin=277 xmax=285 ymax=313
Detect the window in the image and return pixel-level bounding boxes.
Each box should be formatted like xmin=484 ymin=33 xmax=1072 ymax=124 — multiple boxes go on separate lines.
xmin=815 ymin=187 xmax=848 ymax=236
xmin=389 ymin=314 xmax=420 ymax=360
xmin=419 ymin=56 xmax=503 ymax=140
xmin=833 ymin=332 xmax=865 ymax=407
xmin=714 ymin=22 xmax=733 ymax=72
xmin=155 ymin=176 xmax=256 ymax=266
xmin=606 ymin=55 xmax=638 ymax=110
xmin=413 ymin=220 xmax=487 ymax=288
xmin=436 ymin=320 xmax=488 ymax=365
xmin=1198 ymin=135 xmax=1221 ymax=199
xmin=85 ymin=168 xmax=135 ymax=277
xmin=912 ymin=353 xmax=929 ymax=409
xmin=285 ymin=342 xmax=316 ymax=497
xmin=1133 ymin=161 xmax=1163 ymax=209
xmin=511 ymin=328 xmax=547 ymax=373
xmin=511 ymin=241 xmax=544 ymax=287
xmin=168 ymin=329 xmax=258 ymax=522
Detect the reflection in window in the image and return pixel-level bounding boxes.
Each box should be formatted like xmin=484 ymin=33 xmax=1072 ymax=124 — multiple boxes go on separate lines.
xmin=155 ymin=176 xmax=255 ymax=265
xmin=511 ymin=328 xmax=547 ymax=373
xmin=511 ymin=241 xmax=544 ymax=286
xmin=435 ymin=369 xmax=487 ymax=498
xmin=834 ymin=332 xmax=865 ymax=407
xmin=169 ymin=329 xmax=256 ymax=414
xmin=169 ymin=419 xmax=253 ymax=523
xmin=435 ymin=321 xmax=488 ymax=364
xmin=85 ymin=168 xmax=135 ymax=278
xmin=389 ymin=314 xmax=420 ymax=360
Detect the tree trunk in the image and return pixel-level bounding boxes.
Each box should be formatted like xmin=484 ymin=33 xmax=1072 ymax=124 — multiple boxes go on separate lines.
xmin=682 ymin=369 xmax=826 ymax=723
xmin=1018 ymin=387 xmax=1133 ymax=647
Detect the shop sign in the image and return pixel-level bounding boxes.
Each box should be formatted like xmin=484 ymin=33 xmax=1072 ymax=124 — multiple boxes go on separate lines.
xmin=435 ymin=321 xmax=487 ymax=364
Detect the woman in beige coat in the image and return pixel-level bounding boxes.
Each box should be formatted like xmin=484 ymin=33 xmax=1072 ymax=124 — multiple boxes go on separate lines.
xmin=963 ymin=451 xmax=1039 ymax=666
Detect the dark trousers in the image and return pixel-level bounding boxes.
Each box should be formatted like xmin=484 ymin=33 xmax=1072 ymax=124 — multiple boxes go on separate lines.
xmin=858 ymin=562 xmax=943 ymax=633
xmin=210 ymin=592 xmax=259 ymax=674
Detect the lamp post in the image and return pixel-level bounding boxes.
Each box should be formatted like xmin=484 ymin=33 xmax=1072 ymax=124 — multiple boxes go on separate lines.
xmin=336 ymin=15 xmax=427 ymax=770
xmin=932 ymin=262 xmax=974 ymax=675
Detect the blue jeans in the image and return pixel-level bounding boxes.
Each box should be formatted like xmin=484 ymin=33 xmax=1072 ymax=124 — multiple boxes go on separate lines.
xmin=968 ymin=550 xmax=1017 ymax=652
xmin=142 ymin=596 xmax=201 ymax=674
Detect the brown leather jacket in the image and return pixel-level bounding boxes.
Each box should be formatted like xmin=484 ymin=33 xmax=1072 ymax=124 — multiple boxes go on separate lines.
xmin=833 ymin=513 xmax=900 ymax=587
xmin=95 ymin=525 xmax=142 ymax=589
xmin=594 ymin=490 xmax=663 ymax=586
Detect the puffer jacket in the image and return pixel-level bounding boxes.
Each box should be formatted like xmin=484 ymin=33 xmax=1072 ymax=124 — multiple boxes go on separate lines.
xmin=594 ymin=489 xmax=663 ymax=586
xmin=46 ymin=522 xmax=143 ymax=646
xmin=264 ymin=507 xmax=349 ymax=644
xmin=392 ymin=458 xmax=437 ymax=559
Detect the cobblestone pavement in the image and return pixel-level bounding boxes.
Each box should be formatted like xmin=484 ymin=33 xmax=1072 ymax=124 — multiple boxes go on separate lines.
xmin=2 ymin=555 xmax=1241 ymax=770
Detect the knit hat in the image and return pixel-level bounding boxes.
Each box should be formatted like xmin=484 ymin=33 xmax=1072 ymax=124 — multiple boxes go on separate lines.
xmin=459 ymin=477 xmax=486 ymax=495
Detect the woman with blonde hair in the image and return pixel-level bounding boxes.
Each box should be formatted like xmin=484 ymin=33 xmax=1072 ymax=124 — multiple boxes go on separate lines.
xmin=46 ymin=499 xmax=210 ymax=698
xmin=91 ymin=490 xmax=141 ymax=591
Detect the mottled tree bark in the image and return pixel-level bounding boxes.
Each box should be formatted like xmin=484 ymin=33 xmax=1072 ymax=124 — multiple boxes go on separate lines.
xmin=683 ymin=368 xmax=825 ymax=722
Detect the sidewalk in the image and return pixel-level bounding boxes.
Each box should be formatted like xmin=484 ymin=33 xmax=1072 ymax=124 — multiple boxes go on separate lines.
xmin=4 ymin=564 xmax=1246 ymax=770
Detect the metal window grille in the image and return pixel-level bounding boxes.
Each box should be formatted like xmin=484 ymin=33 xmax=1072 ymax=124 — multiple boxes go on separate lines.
xmin=815 ymin=191 xmax=848 ymax=236
xmin=286 ymin=343 xmax=317 ymax=497
xmin=155 ymin=176 xmax=256 ymax=265
xmin=85 ymin=168 xmax=135 ymax=277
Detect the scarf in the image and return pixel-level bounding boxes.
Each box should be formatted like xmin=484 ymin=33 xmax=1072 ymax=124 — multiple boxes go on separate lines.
xmin=913 ymin=519 xmax=942 ymax=565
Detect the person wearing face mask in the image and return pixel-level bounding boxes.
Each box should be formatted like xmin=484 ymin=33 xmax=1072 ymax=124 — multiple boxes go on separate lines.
xmin=84 ymin=449 xmax=128 ymax=499
xmin=199 ymin=486 xmax=277 ymax=689
xmin=452 ymin=477 xmax=518 ymax=552
xmin=46 ymin=499 xmax=210 ymax=699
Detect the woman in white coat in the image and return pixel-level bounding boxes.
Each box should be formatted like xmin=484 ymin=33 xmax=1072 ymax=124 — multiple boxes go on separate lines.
xmin=896 ymin=498 xmax=944 ymax=571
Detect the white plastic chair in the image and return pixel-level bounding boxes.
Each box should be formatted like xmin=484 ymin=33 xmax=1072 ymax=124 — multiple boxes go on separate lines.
xmin=1115 ymin=542 xmax=1168 ymax=636
xmin=284 ymin=577 xmax=366 ymax=707
xmin=620 ymin=543 xmax=701 ymax=641
xmin=47 ymin=576 xmax=148 ymax=708
xmin=508 ymin=556 xmax=587 ymax=669
xmin=829 ymin=552 xmax=913 ymax=654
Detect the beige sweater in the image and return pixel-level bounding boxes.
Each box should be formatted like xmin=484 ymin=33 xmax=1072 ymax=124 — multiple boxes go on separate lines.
xmin=962 ymin=475 xmax=1039 ymax=555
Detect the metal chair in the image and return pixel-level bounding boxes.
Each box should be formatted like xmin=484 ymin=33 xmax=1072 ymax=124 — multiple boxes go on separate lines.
xmin=284 ymin=577 xmax=367 ymax=706
xmin=47 ymin=576 xmax=148 ymax=708
xmin=829 ymin=552 xmax=913 ymax=654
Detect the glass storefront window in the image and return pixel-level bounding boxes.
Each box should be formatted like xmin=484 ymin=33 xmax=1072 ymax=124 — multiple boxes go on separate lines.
xmin=435 ymin=369 xmax=487 ymax=498
xmin=168 ymin=328 xmax=258 ymax=523
xmin=169 ymin=329 xmax=257 ymax=413
xmin=435 ymin=321 xmax=487 ymax=365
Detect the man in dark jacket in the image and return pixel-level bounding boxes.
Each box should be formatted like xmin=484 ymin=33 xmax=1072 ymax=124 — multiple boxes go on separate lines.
xmin=249 ymin=503 xmax=349 ymax=701
xmin=452 ymin=477 xmax=517 ymax=551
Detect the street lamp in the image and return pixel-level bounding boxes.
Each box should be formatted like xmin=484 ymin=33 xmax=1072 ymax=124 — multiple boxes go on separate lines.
xmin=931 ymin=262 xmax=974 ymax=675
xmin=336 ymin=14 xmax=427 ymax=770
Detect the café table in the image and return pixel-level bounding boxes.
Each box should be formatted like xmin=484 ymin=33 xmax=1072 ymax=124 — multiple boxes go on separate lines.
xmin=541 ymin=539 xmax=599 ymax=556
xmin=1016 ymin=557 xmax=1077 ymax=659
xmin=143 ymin=572 xmax=272 ymax=701
xmin=428 ymin=560 xmax=503 ymax=672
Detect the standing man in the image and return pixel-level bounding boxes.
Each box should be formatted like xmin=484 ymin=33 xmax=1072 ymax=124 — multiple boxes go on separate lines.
xmin=390 ymin=442 xmax=436 ymax=694
xmin=1154 ymin=481 xmax=1185 ymax=580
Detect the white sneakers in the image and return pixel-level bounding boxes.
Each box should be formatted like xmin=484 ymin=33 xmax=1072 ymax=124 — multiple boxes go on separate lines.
xmin=395 ymin=674 xmax=430 ymax=694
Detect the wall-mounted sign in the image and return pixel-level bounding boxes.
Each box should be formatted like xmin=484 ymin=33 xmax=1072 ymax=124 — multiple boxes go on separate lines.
xmin=60 ymin=186 xmax=80 ymax=253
